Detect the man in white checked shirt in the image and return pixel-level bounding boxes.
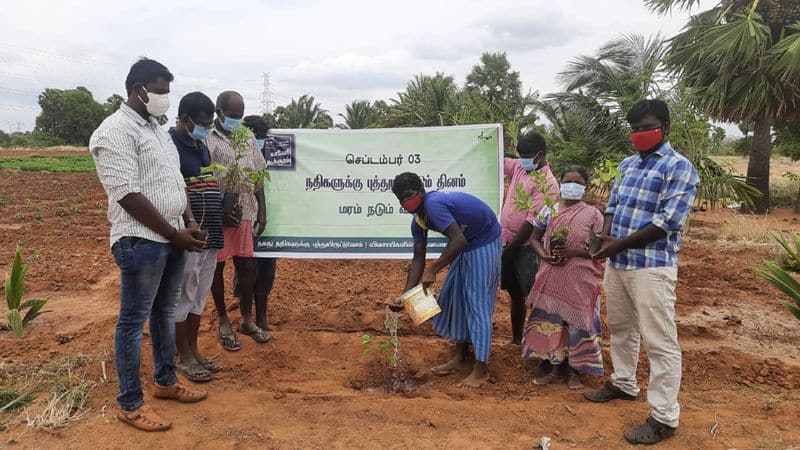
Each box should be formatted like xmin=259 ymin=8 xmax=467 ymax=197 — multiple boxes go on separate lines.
xmin=89 ymin=58 xmax=208 ymax=432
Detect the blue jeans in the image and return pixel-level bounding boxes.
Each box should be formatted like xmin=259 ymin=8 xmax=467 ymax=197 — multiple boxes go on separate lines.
xmin=112 ymin=237 xmax=187 ymax=411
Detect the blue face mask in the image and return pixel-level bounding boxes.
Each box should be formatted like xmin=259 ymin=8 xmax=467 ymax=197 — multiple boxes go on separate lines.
xmin=219 ymin=112 xmax=241 ymax=131
xmin=187 ymin=117 xmax=211 ymax=141
xmin=520 ymin=158 xmax=538 ymax=171
xmin=255 ymin=138 xmax=266 ymax=149
xmin=560 ymin=182 xmax=586 ymax=200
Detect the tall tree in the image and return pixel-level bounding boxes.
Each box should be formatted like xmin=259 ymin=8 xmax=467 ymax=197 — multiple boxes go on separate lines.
xmin=104 ymin=94 xmax=124 ymax=115
xmin=35 ymin=86 xmax=108 ymax=146
xmin=270 ymin=95 xmax=333 ymax=129
xmin=646 ymin=0 xmax=800 ymax=213
xmin=462 ymin=52 xmax=537 ymax=148
xmin=544 ymin=33 xmax=759 ymax=206
xmin=558 ymin=33 xmax=667 ymax=113
xmin=465 ymin=52 xmax=525 ymax=111
xmin=382 ymin=73 xmax=460 ymax=127
xmin=336 ymin=100 xmax=386 ymax=129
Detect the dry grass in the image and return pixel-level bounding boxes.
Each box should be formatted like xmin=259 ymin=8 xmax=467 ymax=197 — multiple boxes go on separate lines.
xmin=716 ymin=214 xmax=779 ymax=250
xmin=0 ymin=353 xmax=96 ymax=429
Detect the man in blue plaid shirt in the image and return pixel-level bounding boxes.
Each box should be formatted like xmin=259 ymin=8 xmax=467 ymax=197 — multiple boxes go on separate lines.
xmin=584 ymin=99 xmax=699 ymax=445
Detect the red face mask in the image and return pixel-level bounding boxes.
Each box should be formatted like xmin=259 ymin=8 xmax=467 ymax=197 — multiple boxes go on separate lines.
xmin=401 ymin=194 xmax=423 ymax=213
xmin=630 ymin=128 xmax=664 ymax=152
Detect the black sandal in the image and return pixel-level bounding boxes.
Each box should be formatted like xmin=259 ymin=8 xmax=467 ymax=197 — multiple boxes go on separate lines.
xmin=584 ymin=381 xmax=638 ymax=403
xmin=177 ymin=362 xmax=212 ymax=383
xmin=624 ymin=417 xmax=676 ymax=445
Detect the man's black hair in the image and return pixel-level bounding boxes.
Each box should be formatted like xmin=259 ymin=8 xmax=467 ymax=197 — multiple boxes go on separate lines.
xmin=178 ymin=92 xmax=215 ymax=120
xmin=216 ymin=90 xmax=243 ymax=111
xmin=243 ymin=115 xmax=270 ymax=138
xmin=392 ymin=172 xmax=424 ymax=197
xmin=560 ymin=165 xmax=590 ymax=184
xmin=517 ymin=131 xmax=547 ymax=156
xmin=124 ymin=57 xmax=173 ymax=95
xmin=626 ymin=99 xmax=670 ymax=125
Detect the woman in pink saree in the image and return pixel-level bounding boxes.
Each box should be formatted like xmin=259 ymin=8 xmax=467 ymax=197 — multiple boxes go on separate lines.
xmin=521 ymin=166 xmax=604 ymax=389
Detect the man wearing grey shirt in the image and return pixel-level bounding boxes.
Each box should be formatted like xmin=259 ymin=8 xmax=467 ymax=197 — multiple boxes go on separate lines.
xmin=89 ymin=58 xmax=207 ymax=432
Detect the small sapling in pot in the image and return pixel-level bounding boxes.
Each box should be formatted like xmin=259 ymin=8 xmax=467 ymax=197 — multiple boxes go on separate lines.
xmin=549 ymin=225 xmax=570 ymax=256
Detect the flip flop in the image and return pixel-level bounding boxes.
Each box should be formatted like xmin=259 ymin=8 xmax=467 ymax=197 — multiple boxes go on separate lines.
xmin=199 ymin=359 xmax=223 ymax=373
xmin=177 ymin=362 xmax=212 ymax=383
xmin=239 ymin=324 xmax=270 ymax=343
xmin=218 ymin=327 xmax=241 ymax=352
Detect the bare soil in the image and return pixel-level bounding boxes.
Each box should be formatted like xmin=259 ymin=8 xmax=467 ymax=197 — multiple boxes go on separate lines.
xmin=0 ymin=164 xmax=799 ymax=449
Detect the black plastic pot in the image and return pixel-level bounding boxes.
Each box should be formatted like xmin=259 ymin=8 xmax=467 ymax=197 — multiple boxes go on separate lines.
xmin=549 ymin=238 xmax=566 ymax=255
xmin=222 ymin=192 xmax=242 ymax=226
xmin=588 ymin=232 xmax=602 ymax=254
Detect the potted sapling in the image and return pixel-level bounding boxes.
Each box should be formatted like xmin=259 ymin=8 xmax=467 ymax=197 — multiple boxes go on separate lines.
xmin=549 ymin=225 xmax=570 ymax=256
xmin=204 ymin=126 xmax=271 ymax=226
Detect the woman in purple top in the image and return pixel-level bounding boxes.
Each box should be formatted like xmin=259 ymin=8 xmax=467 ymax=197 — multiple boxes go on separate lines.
xmin=391 ymin=172 xmax=501 ymax=388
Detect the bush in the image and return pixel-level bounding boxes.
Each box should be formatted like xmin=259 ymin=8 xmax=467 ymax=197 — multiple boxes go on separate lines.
xmin=770 ymin=176 xmax=800 ymax=209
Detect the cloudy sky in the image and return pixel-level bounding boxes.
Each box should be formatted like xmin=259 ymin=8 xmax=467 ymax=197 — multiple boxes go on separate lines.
xmin=0 ymin=0 xmax=716 ymax=133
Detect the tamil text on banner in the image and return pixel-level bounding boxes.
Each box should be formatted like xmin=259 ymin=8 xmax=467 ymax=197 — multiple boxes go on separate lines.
xmin=255 ymin=124 xmax=503 ymax=258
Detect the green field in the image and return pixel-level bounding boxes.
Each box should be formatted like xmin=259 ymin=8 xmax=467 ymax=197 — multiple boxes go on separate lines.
xmin=0 ymin=155 xmax=95 ymax=173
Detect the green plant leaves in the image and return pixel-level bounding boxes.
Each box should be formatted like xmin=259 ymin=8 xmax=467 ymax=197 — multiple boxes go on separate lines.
xmin=360 ymin=334 xmax=372 ymax=345
xmin=5 ymin=245 xmax=27 ymax=310
xmin=21 ymin=298 xmax=47 ymax=325
xmin=6 ymin=309 xmax=23 ymax=339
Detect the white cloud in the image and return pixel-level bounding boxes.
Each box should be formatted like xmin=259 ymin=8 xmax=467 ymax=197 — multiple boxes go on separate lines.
xmin=0 ymin=0 xmax=722 ymax=132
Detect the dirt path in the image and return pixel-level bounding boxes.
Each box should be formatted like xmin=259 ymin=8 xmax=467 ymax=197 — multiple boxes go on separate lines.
xmin=1 ymin=171 xmax=799 ymax=449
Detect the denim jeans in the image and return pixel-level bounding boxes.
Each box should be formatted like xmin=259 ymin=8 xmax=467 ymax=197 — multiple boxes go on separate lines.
xmin=112 ymin=237 xmax=187 ymax=411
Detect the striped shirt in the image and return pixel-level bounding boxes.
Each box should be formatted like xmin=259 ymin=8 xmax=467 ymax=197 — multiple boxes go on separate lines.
xmin=89 ymin=104 xmax=187 ymax=247
xmin=205 ymin=128 xmax=266 ymax=222
xmin=169 ymin=128 xmax=225 ymax=250
xmin=605 ymin=142 xmax=699 ymax=270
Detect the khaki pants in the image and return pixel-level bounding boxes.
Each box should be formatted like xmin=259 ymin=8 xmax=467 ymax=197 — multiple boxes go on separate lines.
xmin=604 ymin=267 xmax=681 ymax=427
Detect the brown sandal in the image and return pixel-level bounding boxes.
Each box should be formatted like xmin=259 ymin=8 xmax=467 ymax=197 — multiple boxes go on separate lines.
xmin=153 ymin=379 xmax=208 ymax=403
xmin=116 ymin=405 xmax=171 ymax=432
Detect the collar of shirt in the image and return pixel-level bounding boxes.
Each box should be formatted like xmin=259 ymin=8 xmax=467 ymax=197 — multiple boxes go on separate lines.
xmin=119 ymin=103 xmax=157 ymax=127
xmin=639 ymin=141 xmax=673 ymax=161
xmin=209 ymin=125 xmax=231 ymax=142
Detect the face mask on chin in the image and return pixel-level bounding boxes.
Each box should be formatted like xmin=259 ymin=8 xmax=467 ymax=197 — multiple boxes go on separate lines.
xmin=630 ymin=127 xmax=664 ymax=152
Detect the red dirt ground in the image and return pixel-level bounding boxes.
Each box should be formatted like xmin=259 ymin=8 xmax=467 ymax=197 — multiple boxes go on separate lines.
xmin=0 ymin=160 xmax=799 ymax=449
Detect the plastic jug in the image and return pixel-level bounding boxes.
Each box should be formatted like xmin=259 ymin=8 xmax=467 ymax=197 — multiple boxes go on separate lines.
xmin=401 ymin=284 xmax=441 ymax=326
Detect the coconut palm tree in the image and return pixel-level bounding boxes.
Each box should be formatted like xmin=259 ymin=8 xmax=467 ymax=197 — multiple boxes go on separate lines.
xmin=381 ymin=73 xmax=461 ymax=127
xmin=558 ymin=33 xmax=668 ymax=113
xmin=646 ymin=0 xmax=800 ymax=213
xmin=543 ymin=32 xmax=760 ymax=206
xmin=336 ymin=100 xmax=385 ymax=129
xmin=272 ymin=95 xmax=333 ymax=129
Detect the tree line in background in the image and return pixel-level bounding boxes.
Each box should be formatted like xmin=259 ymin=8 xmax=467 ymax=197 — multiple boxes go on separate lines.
xmin=0 ymin=0 xmax=798 ymax=214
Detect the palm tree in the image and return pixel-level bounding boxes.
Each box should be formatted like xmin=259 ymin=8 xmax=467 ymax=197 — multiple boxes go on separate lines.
xmin=543 ymin=33 xmax=760 ymax=207
xmin=381 ymin=73 xmax=461 ymax=127
xmin=336 ymin=100 xmax=384 ymax=129
xmin=646 ymin=0 xmax=800 ymax=213
xmin=558 ymin=33 xmax=668 ymax=113
xmin=273 ymin=95 xmax=333 ymax=129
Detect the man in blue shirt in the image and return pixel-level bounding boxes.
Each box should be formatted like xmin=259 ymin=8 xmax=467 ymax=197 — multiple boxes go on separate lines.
xmin=169 ymin=92 xmax=226 ymax=383
xmin=586 ymin=99 xmax=699 ymax=445
xmin=392 ymin=172 xmax=501 ymax=388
